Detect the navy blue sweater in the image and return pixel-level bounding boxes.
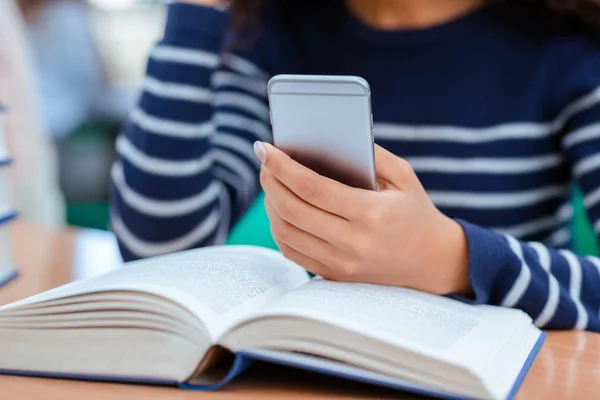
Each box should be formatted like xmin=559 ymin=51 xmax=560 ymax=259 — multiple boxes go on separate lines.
xmin=112 ymin=2 xmax=600 ymax=331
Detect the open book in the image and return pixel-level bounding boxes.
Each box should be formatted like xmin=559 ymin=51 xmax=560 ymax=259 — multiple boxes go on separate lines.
xmin=0 ymin=246 xmax=544 ymax=400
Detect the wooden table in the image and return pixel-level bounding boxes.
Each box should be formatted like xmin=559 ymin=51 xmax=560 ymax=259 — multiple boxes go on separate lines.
xmin=1 ymin=221 xmax=600 ymax=399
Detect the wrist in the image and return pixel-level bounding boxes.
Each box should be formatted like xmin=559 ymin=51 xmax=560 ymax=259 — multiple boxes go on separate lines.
xmin=430 ymin=214 xmax=471 ymax=296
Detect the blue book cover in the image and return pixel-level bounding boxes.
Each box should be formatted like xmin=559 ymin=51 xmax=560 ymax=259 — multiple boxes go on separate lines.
xmin=0 ymin=331 xmax=545 ymax=400
xmin=235 ymin=332 xmax=545 ymax=400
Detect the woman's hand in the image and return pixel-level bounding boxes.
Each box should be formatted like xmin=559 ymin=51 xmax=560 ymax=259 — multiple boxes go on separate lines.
xmin=255 ymin=141 xmax=471 ymax=295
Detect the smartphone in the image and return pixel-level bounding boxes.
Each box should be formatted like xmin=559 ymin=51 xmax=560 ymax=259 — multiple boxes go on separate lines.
xmin=267 ymin=74 xmax=377 ymax=190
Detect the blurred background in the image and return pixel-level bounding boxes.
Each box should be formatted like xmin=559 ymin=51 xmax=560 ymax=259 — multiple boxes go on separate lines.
xmin=2 ymin=0 xmax=598 ymax=276
xmin=17 ymin=0 xmax=164 ymax=229
xmin=0 ymin=0 xmax=168 ymax=275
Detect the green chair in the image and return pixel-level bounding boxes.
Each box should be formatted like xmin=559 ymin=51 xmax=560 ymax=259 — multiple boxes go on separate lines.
xmin=225 ymin=191 xmax=279 ymax=250
xmin=67 ymin=203 xmax=111 ymax=231
xmin=571 ymin=188 xmax=599 ymax=256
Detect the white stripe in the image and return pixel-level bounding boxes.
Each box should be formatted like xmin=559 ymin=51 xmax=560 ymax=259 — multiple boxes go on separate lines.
xmin=214 ymin=166 xmax=251 ymax=208
xmin=213 ymin=183 xmax=231 ymax=246
xmin=584 ymin=186 xmax=600 ymax=209
xmin=116 ymin=136 xmax=212 ymax=177
xmin=501 ymin=235 xmax=532 ymax=308
xmin=151 ymin=45 xmax=218 ymax=68
xmin=112 ymin=163 xmax=220 ymax=217
xmin=214 ymin=112 xmax=271 ymax=141
xmin=111 ymin=207 xmax=221 ymax=258
xmin=574 ymin=153 xmax=600 ymax=177
xmin=130 ymin=108 xmax=213 ymax=138
xmin=373 ymin=87 xmax=600 ymax=144
xmin=593 ymin=218 xmax=600 ymax=235
xmin=584 ymin=257 xmax=600 ymax=322
xmin=374 ymin=122 xmax=552 ymax=143
xmin=492 ymin=216 xmax=557 ymax=238
xmin=222 ymin=53 xmax=267 ymax=77
xmin=530 ymin=242 xmax=561 ymax=328
xmin=213 ymin=149 xmax=257 ymax=185
xmin=586 ymin=257 xmax=600 ymax=282
xmin=547 ymin=227 xmax=571 ymax=247
xmin=562 ymin=122 xmax=600 ymax=148
xmin=429 ymin=185 xmax=566 ymax=209
xmin=212 ymin=133 xmax=261 ymax=168
xmin=559 ymin=250 xmax=589 ymax=330
xmin=491 ymin=203 xmax=571 ymax=240
xmin=214 ymin=91 xmax=270 ymax=121
xmin=212 ymin=71 xmax=267 ymax=97
xmin=557 ymin=202 xmax=574 ymax=223
xmin=407 ymin=154 xmax=561 ymax=174
xmin=143 ymin=76 xmax=210 ymax=103
xmin=586 ymin=256 xmax=600 ymax=275
xmin=531 ymin=242 xmax=552 ymax=272
xmin=553 ymin=87 xmax=600 ymax=130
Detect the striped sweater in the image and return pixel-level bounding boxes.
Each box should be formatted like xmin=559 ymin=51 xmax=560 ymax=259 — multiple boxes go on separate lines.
xmin=111 ymin=2 xmax=600 ymax=331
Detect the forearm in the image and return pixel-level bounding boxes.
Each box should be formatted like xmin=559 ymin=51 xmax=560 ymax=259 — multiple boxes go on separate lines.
xmin=111 ymin=3 xmax=233 ymax=260
xmin=457 ymin=219 xmax=600 ymax=331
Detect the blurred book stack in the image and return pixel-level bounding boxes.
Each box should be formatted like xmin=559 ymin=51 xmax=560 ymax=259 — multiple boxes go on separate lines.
xmin=0 ymin=106 xmax=18 ymax=287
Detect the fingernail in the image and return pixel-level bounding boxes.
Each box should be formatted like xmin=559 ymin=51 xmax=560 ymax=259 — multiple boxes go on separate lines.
xmin=253 ymin=141 xmax=267 ymax=163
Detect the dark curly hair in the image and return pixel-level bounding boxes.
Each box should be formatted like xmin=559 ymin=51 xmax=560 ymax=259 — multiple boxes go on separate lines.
xmin=230 ymin=0 xmax=600 ymax=36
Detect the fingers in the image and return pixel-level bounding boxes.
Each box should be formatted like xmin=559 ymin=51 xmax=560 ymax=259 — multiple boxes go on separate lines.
xmin=260 ymin=167 xmax=351 ymax=246
xmin=265 ymin=197 xmax=337 ymax=267
xmin=275 ymin=241 xmax=335 ymax=280
xmin=255 ymin=141 xmax=369 ymax=219
xmin=374 ymin=144 xmax=414 ymax=189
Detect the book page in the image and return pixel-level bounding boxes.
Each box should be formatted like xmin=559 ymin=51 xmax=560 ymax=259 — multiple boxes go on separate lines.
xmin=0 ymin=246 xmax=310 ymax=340
xmin=249 ymin=279 xmax=533 ymax=366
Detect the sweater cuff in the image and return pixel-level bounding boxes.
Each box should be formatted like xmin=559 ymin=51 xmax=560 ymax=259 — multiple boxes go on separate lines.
xmin=166 ymin=2 xmax=231 ymax=39
xmin=454 ymin=219 xmax=510 ymax=305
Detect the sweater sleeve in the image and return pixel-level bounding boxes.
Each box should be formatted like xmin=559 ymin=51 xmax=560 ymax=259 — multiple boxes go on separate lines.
xmin=459 ymin=47 xmax=600 ymax=331
xmin=110 ymin=3 xmax=270 ymax=261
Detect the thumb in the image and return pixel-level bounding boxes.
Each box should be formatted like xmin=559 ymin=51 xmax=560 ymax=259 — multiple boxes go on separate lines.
xmin=374 ymin=144 xmax=413 ymax=189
